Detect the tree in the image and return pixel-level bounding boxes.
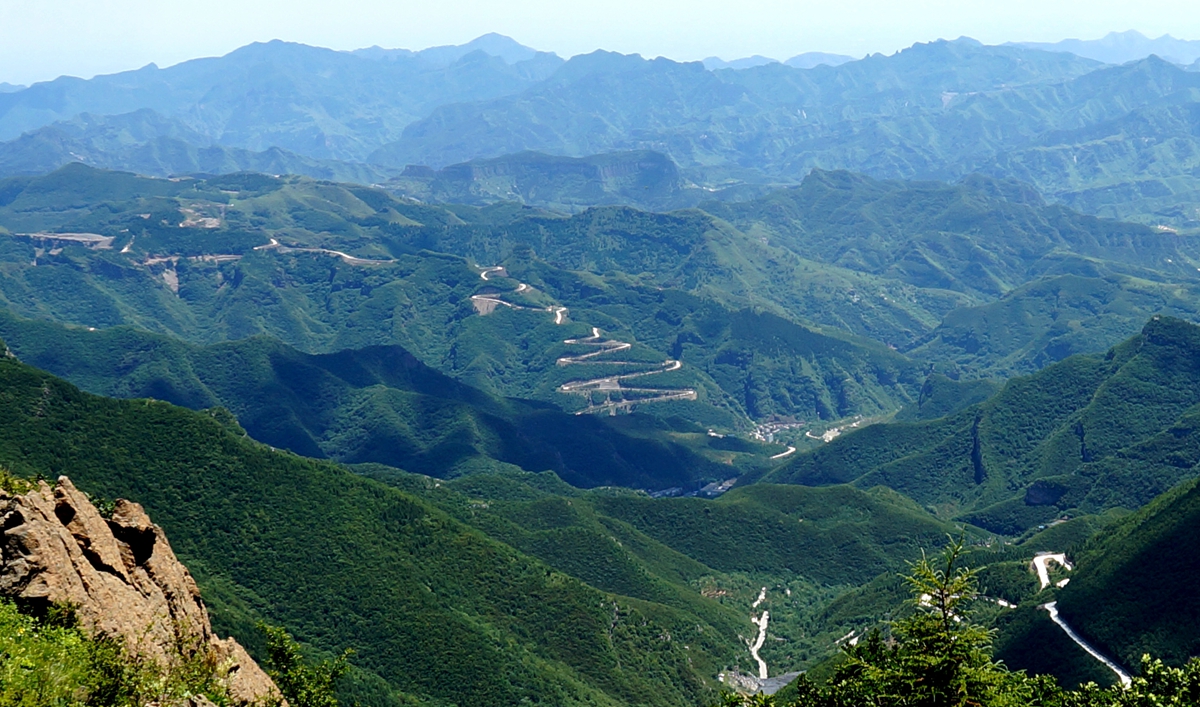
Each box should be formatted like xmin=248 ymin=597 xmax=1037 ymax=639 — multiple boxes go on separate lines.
xmin=715 ymin=536 xmax=1058 ymax=707
xmin=260 ymin=624 xmax=351 ymax=707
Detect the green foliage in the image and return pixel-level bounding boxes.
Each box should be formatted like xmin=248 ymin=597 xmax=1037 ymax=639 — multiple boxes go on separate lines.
xmin=1054 ymin=474 xmax=1200 ymax=670
xmin=0 ymin=597 xmax=229 ymax=707
xmin=0 ymin=165 xmax=943 ymax=426
xmin=2 ymin=163 xmax=1193 ymax=434
xmin=839 ymin=537 xmax=1017 ymax=706
xmin=0 ymin=598 xmax=91 ymax=706
xmin=0 ymin=465 xmax=34 ymax=495
xmin=261 ymin=624 xmax=350 ymax=707
xmin=1060 ymin=656 xmax=1200 ymax=707
xmin=910 ymin=274 xmax=1200 ymax=380
xmin=895 ymin=375 xmax=1003 ymax=422
xmin=587 ymin=485 xmax=959 ymax=585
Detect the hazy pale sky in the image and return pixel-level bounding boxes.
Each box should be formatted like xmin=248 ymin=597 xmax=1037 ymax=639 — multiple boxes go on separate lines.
xmin=1 ymin=0 xmax=1197 ymax=85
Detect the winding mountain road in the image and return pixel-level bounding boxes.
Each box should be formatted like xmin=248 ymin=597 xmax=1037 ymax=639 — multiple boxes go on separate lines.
xmin=555 ymin=329 xmax=697 ymax=414
xmin=1040 ymin=602 xmax=1132 ymax=687
xmin=471 ymin=268 xmax=696 ymax=415
xmin=1029 ymin=553 xmax=1130 ymax=686
xmin=1032 ymin=553 xmax=1073 ymax=590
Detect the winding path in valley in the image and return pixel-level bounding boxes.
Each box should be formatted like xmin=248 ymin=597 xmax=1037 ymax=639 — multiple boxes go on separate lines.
xmin=1031 ymin=553 xmax=1132 ymax=687
xmin=470 ymin=266 xmax=696 ymax=415
xmin=748 ymin=587 xmax=770 ymax=680
xmin=1032 ymin=553 xmax=1073 ymax=590
xmin=1040 ymin=602 xmax=1132 ymax=687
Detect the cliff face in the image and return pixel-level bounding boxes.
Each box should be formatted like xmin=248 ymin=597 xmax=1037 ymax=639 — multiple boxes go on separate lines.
xmin=0 ymin=476 xmax=279 ymax=705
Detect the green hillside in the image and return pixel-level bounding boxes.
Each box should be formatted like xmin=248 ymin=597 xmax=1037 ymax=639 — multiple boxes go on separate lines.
xmin=363 ymin=468 xmax=958 ymax=673
xmin=701 ymin=170 xmax=1188 ymax=303
xmin=0 ymin=165 xmax=936 ymax=425
xmin=0 ymin=308 xmax=764 ymax=488
xmin=0 ymin=348 xmax=974 ymax=703
xmin=1 ymin=164 xmax=1195 ymax=431
xmin=765 ymin=316 xmax=1200 ymax=533
xmin=9 ymin=33 xmax=1200 ymax=706
xmin=0 ymin=349 xmax=741 ymax=707
xmin=587 ymin=484 xmax=956 ymax=584
xmin=909 ymin=273 xmax=1200 ymax=378
xmin=1056 ymin=475 xmax=1200 ymax=668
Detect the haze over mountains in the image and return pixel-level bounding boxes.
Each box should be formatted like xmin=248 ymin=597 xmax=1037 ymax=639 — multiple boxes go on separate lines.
xmin=5 ymin=22 xmax=1200 ymax=707
xmin=1015 ymin=30 xmax=1200 ymax=66
xmin=2 ymin=30 xmax=1200 ymax=228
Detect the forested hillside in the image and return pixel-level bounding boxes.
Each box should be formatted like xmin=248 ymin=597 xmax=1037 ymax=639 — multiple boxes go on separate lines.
xmin=2 ymin=164 xmax=1196 ymax=429
xmin=0 ymin=351 xmax=738 ymax=707
xmin=0 ymin=350 xmax=971 ymax=704
xmin=4 ymin=32 xmax=1200 ymax=697
xmin=0 ymin=166 xmax=938 ymax=425
xmin=0 ymin=309 xmax=769 ymax=488
xmin=1056 ymin=475 xmax=1200 ymax=668
xmin=765 ymin=316 xmax=1200 ymax=534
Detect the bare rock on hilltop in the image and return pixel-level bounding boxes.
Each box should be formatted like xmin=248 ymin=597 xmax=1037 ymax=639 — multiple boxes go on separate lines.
xmin=0 ymin=476 xmax=280 ymax=705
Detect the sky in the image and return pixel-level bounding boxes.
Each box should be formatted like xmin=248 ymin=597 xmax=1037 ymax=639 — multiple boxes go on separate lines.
xmin=0 ymin=0 xmax=1198 ymax=86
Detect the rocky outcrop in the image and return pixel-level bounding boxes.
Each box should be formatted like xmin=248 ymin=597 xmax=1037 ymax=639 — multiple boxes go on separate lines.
xmin=0 ymin=476 xmax=280 ymax=705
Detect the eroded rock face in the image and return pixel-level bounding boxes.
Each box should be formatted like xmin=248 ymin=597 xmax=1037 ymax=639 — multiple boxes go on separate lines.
xmin=0 ymin=476 xmax=279 ymax=705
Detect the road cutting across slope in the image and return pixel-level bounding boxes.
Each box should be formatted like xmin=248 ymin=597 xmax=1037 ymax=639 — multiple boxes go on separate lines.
xmin=555 ymin=329 xmax=697 ymax=415
xmin=770 ymin=446 xmax=796 ymax=460
xmin=1041 ymin=602 xmax=1132 ymax=687
xmin=254 ymin=238 xmax=394 ymax=265
xmin=471 ymin=267 xmax=695 ymax=415
xmin=1032 ymin=553 xmax=1073 ymax=590
xmin=1029 ymin=553 xmax=1130 ymax=685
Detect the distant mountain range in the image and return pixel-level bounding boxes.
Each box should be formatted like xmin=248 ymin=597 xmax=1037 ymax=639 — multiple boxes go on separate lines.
xmin=2 ymin=32 xmax=1200 ymax=226
xmin=0 ymin=108 xmax=396 ymax=183
xmin=0 ymin=38 xmax=564 ymax=160
xmin=701 ymin=52 xmax=855 ymax=70
xmin=1015 ymin=30 xmax=1200 ymax=66
xmin=351 ymin=32 xmax=553 ymax=67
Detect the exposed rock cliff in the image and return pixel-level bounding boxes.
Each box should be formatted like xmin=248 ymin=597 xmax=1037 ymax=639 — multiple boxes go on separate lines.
xmin=0 ymin=476 xmax=279 ymax=705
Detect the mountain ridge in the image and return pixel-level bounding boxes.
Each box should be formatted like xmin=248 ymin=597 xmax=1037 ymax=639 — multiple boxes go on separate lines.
xmin=1014 ymin=30 xmax=1200 ymax=66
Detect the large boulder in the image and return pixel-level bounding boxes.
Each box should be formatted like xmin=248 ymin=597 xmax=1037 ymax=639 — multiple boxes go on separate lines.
xmin=0 ymin=476 xmax=280 ymax=705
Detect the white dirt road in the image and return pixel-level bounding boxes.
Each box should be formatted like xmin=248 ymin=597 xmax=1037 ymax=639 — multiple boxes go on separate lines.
xmin=770 ymin=446 xmax=796 ymax=460
xmin=1032 ymin=553 xmax=1073 ymax=590
xmin=748 ymin=588 xmax=770 ymax=679
xmin=1040 ymin=602 xmax=1132 ymax=687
